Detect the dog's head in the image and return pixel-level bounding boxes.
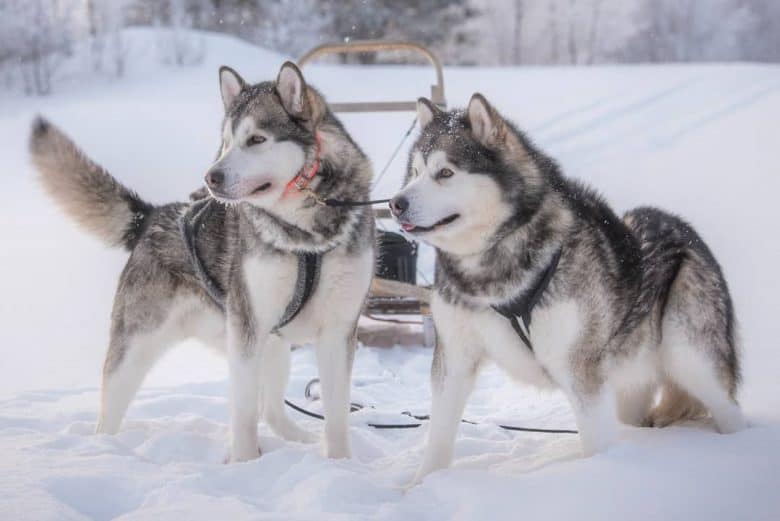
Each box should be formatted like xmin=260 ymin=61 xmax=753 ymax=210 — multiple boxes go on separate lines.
xmin=390 ymin=94 xmax=545 ymax=256
xmin=204 ymin=62 xmax=327 ymax=211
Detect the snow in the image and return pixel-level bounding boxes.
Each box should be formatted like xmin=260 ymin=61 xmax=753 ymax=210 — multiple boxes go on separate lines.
xmin=1 ymin=29 xmax=780 ymax=520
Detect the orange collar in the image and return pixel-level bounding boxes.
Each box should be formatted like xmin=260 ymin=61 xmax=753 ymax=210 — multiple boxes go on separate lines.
xmin=284 ymin=131 xmax=322 ymax=196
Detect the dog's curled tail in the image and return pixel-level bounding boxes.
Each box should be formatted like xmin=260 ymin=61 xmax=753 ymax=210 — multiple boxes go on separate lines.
xmin=29 ymin=117 xmax=152 ymax=250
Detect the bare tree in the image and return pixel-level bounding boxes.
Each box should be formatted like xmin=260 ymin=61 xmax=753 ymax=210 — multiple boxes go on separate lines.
xmin=547 ymin=1 xmax=559 ymax=64
xmin=15 ymin=0 xmax=75 ymax=95
xmin=512 ymin=0 xmax=524 ymax=64
xmin=566 ymin=0 xmax=578 ymax=64
xmin=156 ymin=0 xmax=205 ymax=66
xmin=586 ymin=0 xmax=602 ymax=64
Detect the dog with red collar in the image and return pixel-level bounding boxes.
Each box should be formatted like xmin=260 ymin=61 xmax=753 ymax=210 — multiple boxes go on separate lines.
xmin=29 ymin=62 xmax=376 ymax=463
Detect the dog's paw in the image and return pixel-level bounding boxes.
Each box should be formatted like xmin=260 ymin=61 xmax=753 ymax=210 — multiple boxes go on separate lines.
xmin=405 ymin=474 xmax=424 ymax=490
xmin=225 ymin=446 xmax=261 ymax=463
xmin=324 ymin=444 xmax=351 ymax=459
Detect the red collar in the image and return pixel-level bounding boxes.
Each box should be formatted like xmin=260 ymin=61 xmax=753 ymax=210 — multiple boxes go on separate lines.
xmin=284 ymin=131 xmax=322 ymax=196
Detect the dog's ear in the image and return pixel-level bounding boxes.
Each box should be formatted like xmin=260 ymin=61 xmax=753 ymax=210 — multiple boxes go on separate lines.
xmin=219 ymin=66 xmax=247 ymax=111
xmin=276 ymin=61 xmax=310 ymax=119
xmin=417 ymin=98 xmax=441 ymax=129
xmin=467 ymin=93 xmax=505 ymax=147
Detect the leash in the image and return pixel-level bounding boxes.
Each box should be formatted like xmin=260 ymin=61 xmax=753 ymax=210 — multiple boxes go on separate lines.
xmin=310 ymin=195 xmax=391 ymax=207
xmin=287 ymin=116 xmax=418 ymax=209
xmin=284 ymin=378 xmax=577 ymax=433
xmin=185 ymin=123 xmax=574 ymax=435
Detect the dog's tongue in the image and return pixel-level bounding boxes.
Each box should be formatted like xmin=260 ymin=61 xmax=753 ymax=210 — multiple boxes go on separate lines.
xmin=401 ymin=223 xmax=416 ymax=232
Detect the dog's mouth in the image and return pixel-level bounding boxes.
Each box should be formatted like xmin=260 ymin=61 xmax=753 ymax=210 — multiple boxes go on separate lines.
xmin=208 ymin=181 xmax=273 ymax=202
xmin=250 ymin=182 xmax=272 ymax=195
xmin=400 ymin=214 xmax=460 ymax=234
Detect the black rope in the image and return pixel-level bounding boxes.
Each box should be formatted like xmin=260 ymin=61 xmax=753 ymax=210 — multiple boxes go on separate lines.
xmin=321 ymin=197 xmax=390 ymax=207
xmin=284 ymin=395 xmax=578 ymax=434
xmin=312 ymin=116 xmax=417 ymax=209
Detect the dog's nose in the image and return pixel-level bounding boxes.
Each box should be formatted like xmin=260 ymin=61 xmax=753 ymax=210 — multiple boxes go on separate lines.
xmin=205 ymin=170 xmax=225 ymax=189
xmin=389 ymin=196 xmax=409 ymax=217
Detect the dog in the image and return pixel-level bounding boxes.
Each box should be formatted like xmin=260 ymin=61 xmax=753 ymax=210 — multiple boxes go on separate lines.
xmin=29 ymin=62 xmax=375 ymax=462
xmin=390 ymin=94 xmax=745 ymax=482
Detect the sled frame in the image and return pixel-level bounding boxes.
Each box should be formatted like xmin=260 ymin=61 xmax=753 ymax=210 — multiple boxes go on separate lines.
xmin=297 ymin=40 xmax=446 ymax=112
xmin=298 ymin=40 xmax=444 ymax=347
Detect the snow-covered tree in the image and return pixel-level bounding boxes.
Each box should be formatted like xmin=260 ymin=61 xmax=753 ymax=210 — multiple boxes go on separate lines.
xmin=155 ymin=0 xmax=207 ymax=66
xmin=0 ymin=0 xmax=77 ymax=95
xmin=623 ymin=0 xmax=754 ymax=62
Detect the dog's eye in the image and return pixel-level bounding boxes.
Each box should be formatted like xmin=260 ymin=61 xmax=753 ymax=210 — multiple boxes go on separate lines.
xmin=436 ymin=168 xmax=454 ymax=180
xmin=246 ymin=135 xmax=266 ymax=146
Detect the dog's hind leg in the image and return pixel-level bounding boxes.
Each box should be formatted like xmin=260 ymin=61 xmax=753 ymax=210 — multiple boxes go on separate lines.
xmin=661 ymin=327 xmax=744 ymax=433
xmin=97 ymin=329 xmax=173 ymax=434
xmin=659 ymin=257 xmax=744 ymax=434
xmin=97 ymin=292 xmax=206 ymax=434
xmin=259 ymin=336 xmax=317 ymax=444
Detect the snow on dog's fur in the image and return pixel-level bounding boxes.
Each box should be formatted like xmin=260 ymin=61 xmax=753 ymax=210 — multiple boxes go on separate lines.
xmin=29 ymin=62 xmax=375 ymax=462
xmin=391 ymin=94 xmax=744 ymax=483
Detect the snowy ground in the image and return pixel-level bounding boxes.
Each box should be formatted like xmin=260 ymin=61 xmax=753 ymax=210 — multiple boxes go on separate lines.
xmin=1 ymin=29 xmax=780 ymax=520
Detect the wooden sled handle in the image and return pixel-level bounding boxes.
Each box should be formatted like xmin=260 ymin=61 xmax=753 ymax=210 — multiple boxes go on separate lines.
xmin=297 ymin=40 xmax=446 ymax=112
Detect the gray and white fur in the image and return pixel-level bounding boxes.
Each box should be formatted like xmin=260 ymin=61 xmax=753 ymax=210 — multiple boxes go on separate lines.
xmin=390 ymin=94 xmax=744 ymax=483
xmin=29 ymin=62 xmax=375 ymax=462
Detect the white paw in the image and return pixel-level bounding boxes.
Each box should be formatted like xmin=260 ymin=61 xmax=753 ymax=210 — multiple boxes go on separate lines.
xmin=715 ymin=411 xmax=745 ymax=434
xmin=324 ymin=443 xmax=351 ymax=459
xmin=228 ymin=444 xmax=261 ymax=463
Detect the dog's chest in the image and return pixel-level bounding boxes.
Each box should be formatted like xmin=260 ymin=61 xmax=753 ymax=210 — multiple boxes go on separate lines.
xmin=241 ymin=247 xmax=373 ymax=343
xmin=437 ymin=295 xmax=583 ymax=388
xmin=242 ymin=253 xmax=298 ymax=331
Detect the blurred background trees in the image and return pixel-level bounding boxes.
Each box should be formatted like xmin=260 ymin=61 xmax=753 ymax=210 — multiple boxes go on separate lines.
xmin=1 ymin=0 xmax=778 ymax=95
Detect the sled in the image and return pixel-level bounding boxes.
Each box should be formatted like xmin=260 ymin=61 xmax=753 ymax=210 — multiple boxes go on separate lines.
xmin=298 ymin=40 xmax=447 ymax=348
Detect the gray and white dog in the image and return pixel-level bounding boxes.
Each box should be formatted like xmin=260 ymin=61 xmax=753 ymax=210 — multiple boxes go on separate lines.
xmin=391 ymin=94 xmax=744 ymax=483
xmin=29 ymin=62 xmax=375 ymax=462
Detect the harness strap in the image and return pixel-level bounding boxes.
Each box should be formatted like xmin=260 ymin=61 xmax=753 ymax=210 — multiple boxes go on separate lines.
xmin=273 ymin=251 xmax=323 ymax=331
xmin=179 ymin=197 xmax=323 ymax=330
xmin=180 ymin=198 xmax=226 ymax=311
xmin=491 ymin=248 xmax=563 ymax=351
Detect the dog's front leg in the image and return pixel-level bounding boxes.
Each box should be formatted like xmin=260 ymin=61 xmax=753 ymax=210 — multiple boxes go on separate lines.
xmin=226 ymin=314 xmax=265 ymax=462
xmin=412 ymin=335 xmax=480 ymax=485
xmin=556 ymin=345 xmax=619 ymax=457
xmin=314 ymin=325 xmax=356 ymax=459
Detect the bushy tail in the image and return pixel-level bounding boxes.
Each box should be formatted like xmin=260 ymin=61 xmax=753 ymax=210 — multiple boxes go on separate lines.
xmin=29 ymin=117 xmax=152 ymax=250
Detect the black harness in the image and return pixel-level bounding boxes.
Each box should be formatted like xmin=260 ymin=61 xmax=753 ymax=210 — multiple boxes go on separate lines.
xmin=179 ymin=197 xmax=322 ymax=331
xmin=491 ymin=248 xmax=562 ymax=351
